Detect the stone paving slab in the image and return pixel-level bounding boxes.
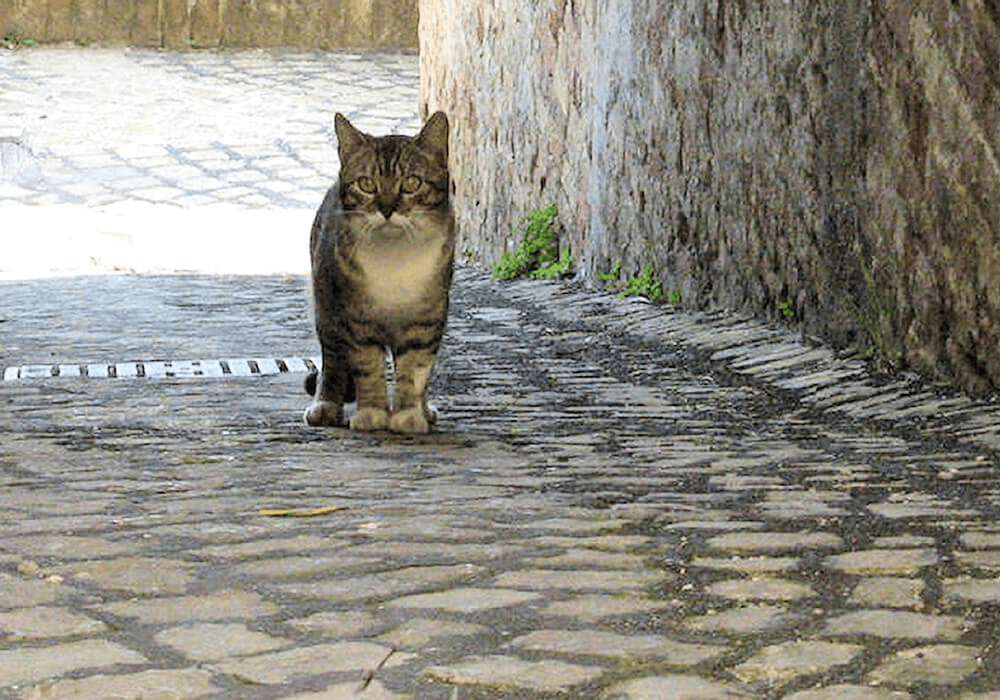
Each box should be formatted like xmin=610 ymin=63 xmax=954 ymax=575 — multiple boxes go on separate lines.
xmin=1 ymin=45 xmax=1000 ymax=700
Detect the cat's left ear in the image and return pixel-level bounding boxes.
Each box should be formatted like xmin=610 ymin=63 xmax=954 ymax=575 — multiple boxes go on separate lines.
xmin=334 ymin=113 xmax=370 ymax=161
xmin=416 ymin=111 xmax=449 ymax=165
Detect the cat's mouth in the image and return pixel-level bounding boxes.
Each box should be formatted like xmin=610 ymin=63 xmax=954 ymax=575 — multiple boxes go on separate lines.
xmin=363 ymin=215 xmax=414 ymax=241
xmin=376 ymin=224 xmax=409 ymax=240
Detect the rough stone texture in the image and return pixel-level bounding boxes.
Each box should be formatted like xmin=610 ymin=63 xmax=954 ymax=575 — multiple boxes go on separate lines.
xmin=209 ymin=642 xmax=410 ymax=685
xmin=278 ymin=681 xmax=407 ymax=700
xmin=867 ymin=644 xmax=982 ymax=686
xmin=848 ymin=577 xmax=925 ymax=609
xmin=732 ymin=641 xmax=863 ymax=684
xmin=0 ymin=640 xmax=146 ymax=687
xmin=820 ymin=609 xmax=966 ymax=640
xmin=706 ymin=577 xmax=816 ymax=601
xmin=685 ymin=604 xmax=800 ymax=635
xmin=419 ymin=0 xmax=1000 ymax=394
xmin=603 ymin=675 xmax=751 ymax=700
xmin=0 ymin=0 xmax=417 ymax=49
xmin=424 ymin=655 xmax=605 ymax=693
xmin=24 ymin=669 xmax=220 ymax=700
xmin=784 ymin=686 xmax=912 ymax=700
xmin=825 ymin=548 xmax=938 ymax=575
xmin=0 ymin=607 xmax=107 ymax=639
xmin=867 ymin=2 xmax=1000 ymax=393
xmin=506 ymin=629 xmax=725 ymax=664
xmin=154 ymin=623 xmax=288 ymax=660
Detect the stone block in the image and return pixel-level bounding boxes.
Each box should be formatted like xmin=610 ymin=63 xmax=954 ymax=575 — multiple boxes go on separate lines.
xmin=25 ymin=669 xmax=219 ymax=700
xmin=373 ymin=0 xmax=416 ymax=48
xmin=210 ymin=642 xmax=410 ymax=685
xmin=46 ymin=0 xmax=76 ymax=40
xmin=154 ymin=622 xmax=287 ymax=661
xmin=282 ymin=0 xmax=326 ymax=48
xmin=2 ymin=0 xmax=48 ymax=40
xmin=161 ymin=0 xmax=191 ymax=47
xmin=102 ymin=0 xmax=135 ymax=43
xmin=100 ymin=590 xmax=281 ymax=623
xmin=189 ymin=0 xmax=221 ymax=47
xmin=424 ymin=655 xmax=604 ymax=694
xmin=132 ymin=0 xmax=162 ymax=46
xmin=0 ymin=607 xmax=107 ymax=640
xmin=74 ymin=0 xmax=106 ymax=43
xmin=249 ymin=0 xmax=288 ymax=48
xmin=733 ymin=640 xmax=862 ymax=684
xmin=867 ymin=644 xmax=982 ymax=686
xmin=219 ymin=0 xmax=249 ymax=46
xmin=327 ymin=0 xmax=372 ymax=48
xmin=0 ymin=639 xmax=145 ymax=687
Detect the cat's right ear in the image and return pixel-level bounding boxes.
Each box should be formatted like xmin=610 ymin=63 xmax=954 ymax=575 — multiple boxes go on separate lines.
xmin=334 ymin=113 xmax=369 ymax=160
xmin=416 ymin=111 xmax=449 ymax=166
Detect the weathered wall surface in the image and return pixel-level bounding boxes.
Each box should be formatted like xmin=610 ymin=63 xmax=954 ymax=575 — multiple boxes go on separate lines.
xmin=867 ymin=1 xmax=1000 ymax=393
xmin=420 ymin=0 xmax=1000 ymax=394
xmin=0 ymin=0 xmax=417 ymax=49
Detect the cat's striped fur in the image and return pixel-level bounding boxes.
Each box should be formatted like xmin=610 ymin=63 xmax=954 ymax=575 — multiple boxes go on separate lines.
xmin=304 ymin=111 xmax=454 ymax=434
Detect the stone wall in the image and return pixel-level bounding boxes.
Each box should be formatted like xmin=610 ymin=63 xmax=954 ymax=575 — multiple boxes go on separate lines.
xmin=867 ymin=1 xmax=1000 ymax=393
xmin=1 ymin=0 xmax=417 ymax=48
xmin=419 ymin=0 xmax=1000 ymax=394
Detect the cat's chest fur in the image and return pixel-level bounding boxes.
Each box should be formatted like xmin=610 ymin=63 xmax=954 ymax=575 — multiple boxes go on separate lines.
xmin=350 ymin=215 xmax=447 ymax=312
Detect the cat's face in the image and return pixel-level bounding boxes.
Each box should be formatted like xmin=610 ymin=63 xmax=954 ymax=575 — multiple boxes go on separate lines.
xmin=335 ymin=112 xmax=449 ymax=231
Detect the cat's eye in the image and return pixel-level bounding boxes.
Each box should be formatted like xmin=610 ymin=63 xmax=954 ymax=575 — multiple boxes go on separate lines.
xmin=356 ymin=176 xmax=376 ymax=194
xmin=401 ymin=175 xmax=423 ymax=194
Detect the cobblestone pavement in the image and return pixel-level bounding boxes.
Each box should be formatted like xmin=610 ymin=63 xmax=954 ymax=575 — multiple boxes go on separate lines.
xmin=3 ymin=47 xmax=1000 ymax=700
xmin=1 ymin=47 xmax=419 ymax=209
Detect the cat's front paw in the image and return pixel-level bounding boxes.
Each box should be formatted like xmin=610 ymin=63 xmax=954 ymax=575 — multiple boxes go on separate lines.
xmin=390 ymin=407 xmax=431 ymax=434
xmin=350 ymin=407 xmax=390 ymax=432
xmin=304 ymin=401 xmax=344 ymax=427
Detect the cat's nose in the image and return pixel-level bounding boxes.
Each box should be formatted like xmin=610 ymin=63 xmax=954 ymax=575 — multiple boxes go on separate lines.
xmin=376 ymin=194 xmax=396 ymax=220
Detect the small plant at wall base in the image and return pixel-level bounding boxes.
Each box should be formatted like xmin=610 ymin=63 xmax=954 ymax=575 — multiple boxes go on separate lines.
xmin=493 ymin=205 xmax=571 ymax=280
xmin=532 ymin=248 xmax=572 ymax=280
xmin=620 ymin=264 xmax=664 ymax=301
xmin=778 ymin=300 xmax=795 ymax=321
xmin=1 ymin=32 xmax=36 ymax=49
xmin=598 ymin=262 xmax=623 ymax=286
xmin=600 ymin=261 xmax=664 ymax=302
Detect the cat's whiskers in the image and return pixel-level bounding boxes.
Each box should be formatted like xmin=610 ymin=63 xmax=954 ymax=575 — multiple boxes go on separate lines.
xmin=354 ymin=211 xmax=437 ymax=246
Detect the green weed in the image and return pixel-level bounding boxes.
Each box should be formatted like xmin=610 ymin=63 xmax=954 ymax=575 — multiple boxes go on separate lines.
xmin=493 ymin=205 xmax=571 ymax=280
xmin=598 ymin=261 xmax=622 ymax=284
xmin=619 ymin=264 xmax=664 ymax=301
xmin=599 ymin=261 xmax=664 ymax=302
xmin=1 ymin=31 xmax=36 ymax=49
xmin=778 ymin=300 xmax=795 ymax=321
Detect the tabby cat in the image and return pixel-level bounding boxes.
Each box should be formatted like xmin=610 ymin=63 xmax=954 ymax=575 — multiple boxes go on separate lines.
xmin=303 ymin=111 xmax=455 ymax=434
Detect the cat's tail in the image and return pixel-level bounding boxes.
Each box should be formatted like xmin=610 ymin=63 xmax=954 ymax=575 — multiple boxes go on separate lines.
xmin=304 ymin=370 xmax=318 ymax=397
xmin=303 ymin=369 xmax=357 ymax=403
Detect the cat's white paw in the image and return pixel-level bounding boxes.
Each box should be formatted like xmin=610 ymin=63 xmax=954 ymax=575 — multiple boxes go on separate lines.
xmin=350 ymin=407 xmax=390 ymax=432
xmin=390 ymin=407 xmax=430 ymax=434
xmin=304 ymin=401 xmax=344 ymax=427
xmin=424 ymin=401 xmax=439 ymax=425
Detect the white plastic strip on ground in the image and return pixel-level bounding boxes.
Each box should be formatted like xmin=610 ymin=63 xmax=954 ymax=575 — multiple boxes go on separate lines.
xmin=0 ymin=357 xmax=322 ymax=381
